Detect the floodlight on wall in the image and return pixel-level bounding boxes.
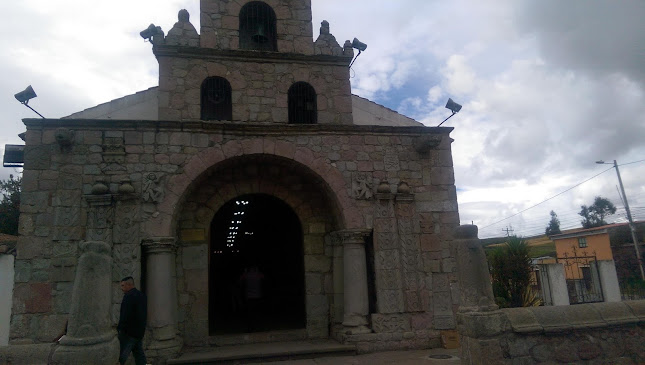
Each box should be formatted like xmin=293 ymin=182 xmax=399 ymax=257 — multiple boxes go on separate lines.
xmin=437 ymin=98 xmax=462 ymax=127
xmin=14 ymin=85 xmax=45 ymax=119
xmin=349 ymin=38 xmax=368 ymax=69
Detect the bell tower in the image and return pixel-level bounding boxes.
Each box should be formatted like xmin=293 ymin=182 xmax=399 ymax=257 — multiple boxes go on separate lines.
xmin=153 ymin=0 xmax=356 ymax=124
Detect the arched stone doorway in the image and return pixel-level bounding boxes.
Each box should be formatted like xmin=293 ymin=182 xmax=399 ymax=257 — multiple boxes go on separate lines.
xmin=172 ymin=153 xmax=348 ymax=345
xmin=209 ymin=194 xmax=305 ymax=334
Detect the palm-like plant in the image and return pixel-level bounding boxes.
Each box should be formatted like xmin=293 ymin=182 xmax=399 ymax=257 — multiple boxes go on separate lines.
xmin=488 ymin=236 xmax=539 ymax=307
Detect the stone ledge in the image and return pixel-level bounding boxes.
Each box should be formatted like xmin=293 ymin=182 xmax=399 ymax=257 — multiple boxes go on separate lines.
xmin=499 ymin=300 xmax=645 ymax=335
xmin=23 ymin=118 xmax=453 ymax=137
xmin=152 ymin=45 xmax=353 ymax=66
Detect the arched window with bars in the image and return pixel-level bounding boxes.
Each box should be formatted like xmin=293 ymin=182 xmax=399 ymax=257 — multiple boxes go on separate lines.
xmin=239 ymin=2 xmax=277 ymax=52
xmin=201 ymin=77 xmax=233 ymax=121
xmin=288 ymin=82 xmax=317 ymax=124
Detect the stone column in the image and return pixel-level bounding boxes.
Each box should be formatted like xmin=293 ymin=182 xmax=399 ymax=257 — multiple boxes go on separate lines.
xmin=52 ymin=241 xmax=119 ymax=364
xmin=330 ymin=234 xmax=344 ymax=324
xmin=142 ymin=237 xmax=181 ymax=358
xmin=336 ymin=229 xmax=371 ymax=334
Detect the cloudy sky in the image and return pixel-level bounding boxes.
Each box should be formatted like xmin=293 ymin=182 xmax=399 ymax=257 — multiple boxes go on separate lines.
xmin=2 ymin=0 xmax=644 ymax=238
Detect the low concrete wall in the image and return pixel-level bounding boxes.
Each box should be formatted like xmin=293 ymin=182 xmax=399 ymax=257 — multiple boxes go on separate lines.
xmin=458 ymin=301 xmax=645 ymax=364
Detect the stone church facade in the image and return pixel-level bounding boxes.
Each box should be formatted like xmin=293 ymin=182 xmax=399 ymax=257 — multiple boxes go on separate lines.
xmin=9 ymin=0 xmax=461 ymax=361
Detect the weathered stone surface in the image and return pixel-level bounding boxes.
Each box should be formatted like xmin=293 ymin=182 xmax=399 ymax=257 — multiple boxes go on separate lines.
xmin=459 ymin=301 xmax=645 ymax=365
xmin=12 ymin=1 xmax=463 ymax=356
xmin=371 ymin=314 xmax=410 ymax=333
xmin=53 ymin=241 xmax=118 ymax=364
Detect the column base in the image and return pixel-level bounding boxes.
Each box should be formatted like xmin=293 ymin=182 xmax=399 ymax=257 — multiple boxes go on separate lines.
xmin=52 ymin=334 xmax=119 ymax=365
xmin=342 ymin=313 xmax=371 ymax=334
xmin=341 ymin=325 xmax=372 ymax=335
xmin=146 ymin=337 xmax=182 ymax=362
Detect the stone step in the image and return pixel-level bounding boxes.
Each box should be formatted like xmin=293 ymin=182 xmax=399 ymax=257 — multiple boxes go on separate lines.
xmin=167 ymin=340 xmax=356 ymax=364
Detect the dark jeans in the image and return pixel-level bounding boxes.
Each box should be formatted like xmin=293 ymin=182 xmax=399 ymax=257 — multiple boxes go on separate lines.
xmin=118 ymin=332 xmax=146 ymax=365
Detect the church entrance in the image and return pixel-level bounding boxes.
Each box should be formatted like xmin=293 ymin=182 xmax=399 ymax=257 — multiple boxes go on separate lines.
xmin=209 ymin=194 xmax=306 ymax=335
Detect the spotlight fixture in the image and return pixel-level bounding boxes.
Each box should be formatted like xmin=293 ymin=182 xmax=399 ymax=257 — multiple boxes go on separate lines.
xmin=349 ymin=37 xmax=367 ymax=68
xmin=14 ymin=85 xmax=45 ymax=118
xmin=437 ymin=98 xmax=462 ymax=127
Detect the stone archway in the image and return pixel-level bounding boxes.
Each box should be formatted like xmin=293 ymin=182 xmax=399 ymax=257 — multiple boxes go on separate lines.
xmin=209 ymin=194 xmax=305 ymax=335
xmin=173 ymin=154 xmax=344 ymax=346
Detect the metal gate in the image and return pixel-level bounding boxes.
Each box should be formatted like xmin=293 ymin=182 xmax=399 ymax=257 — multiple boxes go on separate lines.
xmin=557 ymin=249 xmax=603 ymax=304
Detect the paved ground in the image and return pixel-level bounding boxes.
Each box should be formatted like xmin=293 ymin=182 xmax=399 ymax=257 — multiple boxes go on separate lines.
xmin=257 ymin=348 xmax=461 ymax=365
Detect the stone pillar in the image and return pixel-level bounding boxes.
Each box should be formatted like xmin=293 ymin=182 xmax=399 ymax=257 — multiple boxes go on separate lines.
xmin=0 ymin=254 xmax=14 ymax=346
xmin=142 ymin=237 xmax=181 ymax=358
xmin=336 ymin=229 xmax=371 ymax=334
xmin=330 ymin=234 xmax=344 ymax=324
xmin=543 ymin=263 xmax=570 ymax=306
xmin=593 ymin=260 xmax=621 ymax=302
xmin=53 ymin=241 xmax=119 ymax=364
xmin=454 ymin=225 xmax=497 ymax=313
xmin=373 ymin=192 xmax=405 ymax=314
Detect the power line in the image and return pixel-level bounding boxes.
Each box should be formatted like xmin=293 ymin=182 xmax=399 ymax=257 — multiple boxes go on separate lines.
xmin=479 ymin=166 xmax=614 ymax=231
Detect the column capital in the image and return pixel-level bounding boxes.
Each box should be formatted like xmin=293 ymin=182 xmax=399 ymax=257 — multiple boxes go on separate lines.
xmin=330 ymin=229 xmax=371 ymax=246
xmin=142 ymin=237 xmax=177 ymax=254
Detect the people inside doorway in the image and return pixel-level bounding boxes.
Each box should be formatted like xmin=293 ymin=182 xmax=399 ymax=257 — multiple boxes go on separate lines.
xmin=118 ymin=276 xmax=147 ymax=365
xmin=239 ymin=265 xmax=265 ymax=332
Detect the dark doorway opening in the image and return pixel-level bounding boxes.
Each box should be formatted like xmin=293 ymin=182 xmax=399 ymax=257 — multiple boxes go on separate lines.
xmin=209 ymin=194 xmax=306 ymax=334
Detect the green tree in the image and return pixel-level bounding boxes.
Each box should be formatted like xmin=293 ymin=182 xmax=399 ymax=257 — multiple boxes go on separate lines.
xmin=0 ymin=174 xmax=21 ymax=235
xmin=545 ymin=210 xmax=561 ymax=236
xmin=579 ymin=196 xmax=616 ymax=229
xmin=487 ymin=236 xmax=538 ymax=308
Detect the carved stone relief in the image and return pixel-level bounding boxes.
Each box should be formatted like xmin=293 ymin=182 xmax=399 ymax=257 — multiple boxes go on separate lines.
xmin=103 ymin=137 xmax=125 ymax=164
xmin=112 ymin=244 xmax=140 ymax=281
xmin=371 ymin=313 xmax=410 ymax=333
xmin=113 ymin=205 xmax=139 ymax=245
xmin=383 ymin=150 xmax=400 ymax=172
xmin=142 ymin=173 xmax=165 ymax=204
xmin=53 ymin=206 xmax=82 ymax=241
xmin=375 ymin=250 xmax=400 ymax=271
xmin=377 ymin=290 xmax=404 ymax=314
xmin=351 ymin=173 xmax=373 ymax=200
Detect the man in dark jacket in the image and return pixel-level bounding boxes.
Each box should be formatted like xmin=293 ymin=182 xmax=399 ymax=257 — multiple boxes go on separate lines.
xmin=118 ymin=276 xmax=147 ymax=365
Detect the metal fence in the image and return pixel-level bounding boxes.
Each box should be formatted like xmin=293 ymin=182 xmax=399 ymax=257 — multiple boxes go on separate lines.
xmin=557 ymin=249 xmax=603 ymax=304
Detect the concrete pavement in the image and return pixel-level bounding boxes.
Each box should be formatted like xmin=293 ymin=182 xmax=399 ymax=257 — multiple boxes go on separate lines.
xmin=257 ymin=348 xmax=461 ymax=365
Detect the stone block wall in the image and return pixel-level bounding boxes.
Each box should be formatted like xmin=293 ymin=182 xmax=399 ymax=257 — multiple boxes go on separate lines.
xmin=458 ymin=301 xmax=645 ymax=364
xmin=13 ymin=119 xmax=459 ymax=349
xmin=157 ymin=54 xmax=353 ymax=124
xmin=200 ymin=0 xmax=314 ymax=53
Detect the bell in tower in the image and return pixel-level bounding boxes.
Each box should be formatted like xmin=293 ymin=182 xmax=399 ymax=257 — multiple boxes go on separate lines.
xmin=239 ymin=2 xmax=276 ymax=51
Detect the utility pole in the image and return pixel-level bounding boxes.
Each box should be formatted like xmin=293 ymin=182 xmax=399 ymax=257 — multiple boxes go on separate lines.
xmin=597 ymin=160 xmax=645 ymax=280
xmin=502 ymin=225 xmax=514 ymax=237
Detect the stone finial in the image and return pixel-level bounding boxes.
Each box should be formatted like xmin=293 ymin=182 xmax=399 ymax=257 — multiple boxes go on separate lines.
xmin=377 ymin=181 xmax=390 ymax=193
xmin=178 ymin=9 xmax=189 ymax=22
xmin=320 ymin=20 xmax=330 ymax=35
xmin=397 ymin=181 xmax=411 ymax=195
xmin=165 ymin=9 xmax=200 ymax=47
xmin=343 ymin=40 xmax=354 ymax=57
xmin=314 ymin=20 xmax=343 ymax=56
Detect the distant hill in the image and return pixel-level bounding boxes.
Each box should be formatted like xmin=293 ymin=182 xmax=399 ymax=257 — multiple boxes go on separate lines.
xmin=481 ymin=234 xmax=556 ymax=259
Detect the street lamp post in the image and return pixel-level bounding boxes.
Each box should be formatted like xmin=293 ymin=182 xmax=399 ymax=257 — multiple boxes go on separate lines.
xmin=596 ymin=159 xmax=645 ymax=280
